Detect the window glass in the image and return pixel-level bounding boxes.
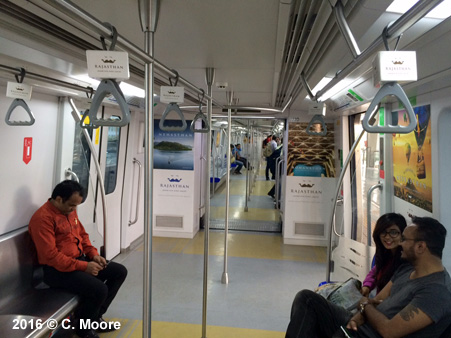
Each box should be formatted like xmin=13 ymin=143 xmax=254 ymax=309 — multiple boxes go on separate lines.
xmin=104 ymin=116 xmax=121 ymax=194
xmin=72 ymin=123 xmax=92 ymax=194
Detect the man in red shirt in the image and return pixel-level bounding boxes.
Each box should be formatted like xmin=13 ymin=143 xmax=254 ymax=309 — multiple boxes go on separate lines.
xmin=29 ymin=180 xmax=127 ymax=338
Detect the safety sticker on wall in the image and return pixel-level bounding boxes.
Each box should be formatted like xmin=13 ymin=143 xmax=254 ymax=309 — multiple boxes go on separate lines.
xmin=23 ymin=137 xmax=32 ymax=164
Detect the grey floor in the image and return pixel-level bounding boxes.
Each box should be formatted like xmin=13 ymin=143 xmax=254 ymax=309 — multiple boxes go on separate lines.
xmin=108 ymin=241 xmax=325 ymax=332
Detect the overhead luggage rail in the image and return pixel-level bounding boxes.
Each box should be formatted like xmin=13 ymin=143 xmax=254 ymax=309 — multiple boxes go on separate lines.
xmin=362 ymin=82 xmax=416 ymax=134
xmin=306 ymin=114 xmax=327 ymax=136
xmin=5 ymin=98 xmax=35 ymax=126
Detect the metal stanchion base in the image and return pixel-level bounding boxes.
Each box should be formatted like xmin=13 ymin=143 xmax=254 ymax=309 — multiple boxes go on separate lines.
xmin=221 ymin=272 xmax=229 ymax=284
xmin=244 ymin=206 xmax=248 ymax=212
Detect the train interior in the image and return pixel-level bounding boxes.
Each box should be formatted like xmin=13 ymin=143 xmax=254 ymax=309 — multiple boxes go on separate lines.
xmin=1 ymin=0 xmax=451 ymax=337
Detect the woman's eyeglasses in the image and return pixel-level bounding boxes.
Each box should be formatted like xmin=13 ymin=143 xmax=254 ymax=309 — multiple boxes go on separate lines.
xmin=380 ymin=230 xmax=401 ymax=238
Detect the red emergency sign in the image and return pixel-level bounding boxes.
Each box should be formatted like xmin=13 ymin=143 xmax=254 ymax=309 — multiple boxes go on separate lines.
xmin=23 ymin=137 xmax=32 ymax=164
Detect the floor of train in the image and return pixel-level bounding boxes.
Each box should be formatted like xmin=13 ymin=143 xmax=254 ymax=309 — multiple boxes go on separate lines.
xmin=54 ymin=164 xmax=327 ymax=337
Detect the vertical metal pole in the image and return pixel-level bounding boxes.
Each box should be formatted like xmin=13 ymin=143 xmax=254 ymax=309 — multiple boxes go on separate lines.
xmin=222 ymin=91 xmax=233 ymax=285
xmin=244 ymin=120 xmax=249 ymax=212
xmin=139 ymin=1 xmax=158 ymax=337
xmin=201 ymin=67 xmax=214 ymax=338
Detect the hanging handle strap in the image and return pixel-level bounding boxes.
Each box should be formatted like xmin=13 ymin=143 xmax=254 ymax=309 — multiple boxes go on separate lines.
xmin=362 ymin=82 xmax=416 ymax=134
xmin=190 ymin=89 xmax=209 ymax=133
xmin=306 ymin=114 xmax=327 ymax=136
xmin=80 ymin=79 xmax=130 ymax=128
xmin=190 ymin=112 xmax=209 ymax=133
xmin=5 ymin=98 xmax=35 ymax=126
xmin=159 ymin=103 xmax=187 ymax=132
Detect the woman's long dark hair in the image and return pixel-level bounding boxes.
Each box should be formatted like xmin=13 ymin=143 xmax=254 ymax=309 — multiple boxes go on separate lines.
xmin=372 ymin=213 xmax=407 ymax=291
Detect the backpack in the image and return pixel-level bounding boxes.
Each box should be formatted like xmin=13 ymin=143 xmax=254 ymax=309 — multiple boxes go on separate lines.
xmin=263 ymin=144 xmax=273 ymax=157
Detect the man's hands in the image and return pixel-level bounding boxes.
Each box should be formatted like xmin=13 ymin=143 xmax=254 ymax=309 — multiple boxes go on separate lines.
xmin=85 ymin=255 xmax=108 ymax=276
xmin=346 ymin=297 xmax=383 ymax=331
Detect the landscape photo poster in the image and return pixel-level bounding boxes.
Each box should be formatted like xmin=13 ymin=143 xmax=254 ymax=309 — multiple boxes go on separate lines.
xmin=154 ymin=120 xmax=194 ymax=170
xmin=392 ymin=105 xmax=432 ymax=212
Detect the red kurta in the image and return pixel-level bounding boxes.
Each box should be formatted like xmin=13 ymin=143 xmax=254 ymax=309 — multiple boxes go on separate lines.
xmin=29 ymin=200 xmax=99 ymax=272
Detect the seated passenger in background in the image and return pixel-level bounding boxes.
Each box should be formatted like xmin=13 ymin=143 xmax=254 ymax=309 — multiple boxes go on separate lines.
xmin=361 ymin=213 xmax=407 ymax=297
xmin=230 ymin=144 xmax=243 ymax=174
xmin=285 ymin=216 xmax=451 ymax=338
xmin=29 ymin=180 xmax=127 ymax=338
xmin=235 ymin=143 xmax=251 ymax=170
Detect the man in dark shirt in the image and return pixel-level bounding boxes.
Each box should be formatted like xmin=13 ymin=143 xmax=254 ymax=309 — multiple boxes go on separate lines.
xmin=285 ymin=216 xmax=451 ymax=338
xmin=29 ymin=180 xmax=127 ymax=338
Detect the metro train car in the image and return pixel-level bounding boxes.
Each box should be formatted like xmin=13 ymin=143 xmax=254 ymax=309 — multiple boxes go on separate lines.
xmin=1 ymin=0 xmax=451 ymax=337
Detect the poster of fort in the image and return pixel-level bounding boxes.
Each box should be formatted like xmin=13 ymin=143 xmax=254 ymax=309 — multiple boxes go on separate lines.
xmin=392 ymin=104 xmax=432 ymax=212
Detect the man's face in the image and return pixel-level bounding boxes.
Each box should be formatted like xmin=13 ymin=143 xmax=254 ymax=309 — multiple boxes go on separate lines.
xmin=400 ymin=225 xmax=419 ymax=262
xmin=237 ymin=145 xmax=241 ymax=150
xmin=55 ymin=193 xmax=83 ymax=215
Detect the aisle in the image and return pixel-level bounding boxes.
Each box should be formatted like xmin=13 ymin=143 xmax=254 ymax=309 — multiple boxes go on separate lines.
xmin=210 ymin=164 xmax=281 ymax=232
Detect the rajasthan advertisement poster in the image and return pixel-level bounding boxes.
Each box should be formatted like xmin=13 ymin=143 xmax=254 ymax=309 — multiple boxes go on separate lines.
xmin=392 ymin=104 xmax=432 ymax=212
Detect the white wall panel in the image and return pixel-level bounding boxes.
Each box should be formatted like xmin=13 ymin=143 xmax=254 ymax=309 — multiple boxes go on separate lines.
xmin=0 ymin=86 xmax=58 ymax=234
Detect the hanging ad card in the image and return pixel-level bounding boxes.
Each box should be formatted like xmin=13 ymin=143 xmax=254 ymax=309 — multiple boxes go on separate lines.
xmin=6 ymin=82 xmax=32 ymax=101
xmin=86 ymin=50 xmax=130 ymax=80
xmin=160 ymin=86 xmax=184 ymax=103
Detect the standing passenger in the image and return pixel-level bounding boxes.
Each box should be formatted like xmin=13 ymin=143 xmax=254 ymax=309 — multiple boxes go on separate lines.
xmin=29 ymin=180 xmax=127 ymax=338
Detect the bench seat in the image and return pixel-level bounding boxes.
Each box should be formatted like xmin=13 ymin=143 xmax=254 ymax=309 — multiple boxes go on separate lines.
xmin=0 ymin=226 xmax=78 ymax=338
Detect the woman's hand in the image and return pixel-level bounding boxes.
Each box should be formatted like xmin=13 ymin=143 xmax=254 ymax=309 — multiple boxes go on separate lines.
xmin=361 ymin=286 xmax=370 ymax=297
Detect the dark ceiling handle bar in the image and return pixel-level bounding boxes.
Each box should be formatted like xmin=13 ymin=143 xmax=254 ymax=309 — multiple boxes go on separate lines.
xmin=34 ymin=0 xmax=290 ymax=113
xmin=333 ymin=0 xmax=361 ymax=58
xmin=0 ymin=64 xmax=94 ymax=94
xmin=190 ymin=89 xmax=209 ymax=133
xmin=306 ymin=114 xmax=327 ymax=136
xmin=313 ymin=0 xmax=443 ymax=103
xmin=362 ymin=82 xmax=416 ymax=134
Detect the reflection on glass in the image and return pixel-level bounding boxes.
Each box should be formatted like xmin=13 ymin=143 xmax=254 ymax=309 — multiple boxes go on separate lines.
xmin=105 ymin=116 xmax=121 ymax=194
xmin=72 ymin=122 xmax=92 ymax=194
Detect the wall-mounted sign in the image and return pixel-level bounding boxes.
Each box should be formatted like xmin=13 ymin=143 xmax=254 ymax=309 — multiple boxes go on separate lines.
xmin=23 ymin=137 xmax=32 ymax=164
xmin=6 ymin=82 xmax=32 ymax=101
xmin=86 ymin=50 xmax=130 ymax=80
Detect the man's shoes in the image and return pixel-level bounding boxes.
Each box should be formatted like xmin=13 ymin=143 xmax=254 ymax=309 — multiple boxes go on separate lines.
xmin=266 ymin=177 xmax=270 ymax=181
xmin=268 ymin=192 xmax=275 ymax=198
xmin=235 ymin=171 xmax=242 ymax=175
xmin=76 ymin=329 xmax=99 ymax=338
xmin=94 ymin=317 xmax=118 ymax=333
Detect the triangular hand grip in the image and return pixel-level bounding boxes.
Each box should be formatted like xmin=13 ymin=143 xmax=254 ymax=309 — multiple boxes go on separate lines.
xmin=190 ymin=112 xmax=210 ymax=133
xmin=306 ymin=114 xmax=327 ymax=136
xmin=159 ymin=103 xmax=187 ymax=132
xmin=80 ymin=79 xmax=130 ymax=128
xmin=362 ymin=82 xmax=416 ymax=134
xmin=5 ymin=98 xmax=35 ymax=126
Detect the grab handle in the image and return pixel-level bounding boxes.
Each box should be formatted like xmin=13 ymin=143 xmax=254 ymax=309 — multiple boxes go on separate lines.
xmin=5 ymin=99 xmax=35 ymax=126
xmin=159 ymin=103 xmax=187 ymax=131
xmin=362 ymin=82 xmax=416 ymax=134
xmin=190 ymin=112 xmax=209 ymax=133
xmin=129 ymin=158 xmax=142 ymax=226
xmin=80 ymin=79 xmax=130 ymax=128
xmin=306 ymin=114 xmax=327 ymax=136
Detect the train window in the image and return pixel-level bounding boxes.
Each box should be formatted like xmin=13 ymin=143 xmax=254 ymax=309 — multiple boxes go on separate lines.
xmin=72 ymin=124 xmax=93 ymax=194
xmin=104 ymin=116 xmax=121 ymax=194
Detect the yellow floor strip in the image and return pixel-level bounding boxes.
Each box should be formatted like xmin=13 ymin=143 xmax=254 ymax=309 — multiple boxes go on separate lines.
xmin=134 ymin=226 xmax=326 ymax=263
xmin=100 ymin=320 xmax=284 ymax=338
xmin=210 ymin=206 xmax=279 ymax=222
